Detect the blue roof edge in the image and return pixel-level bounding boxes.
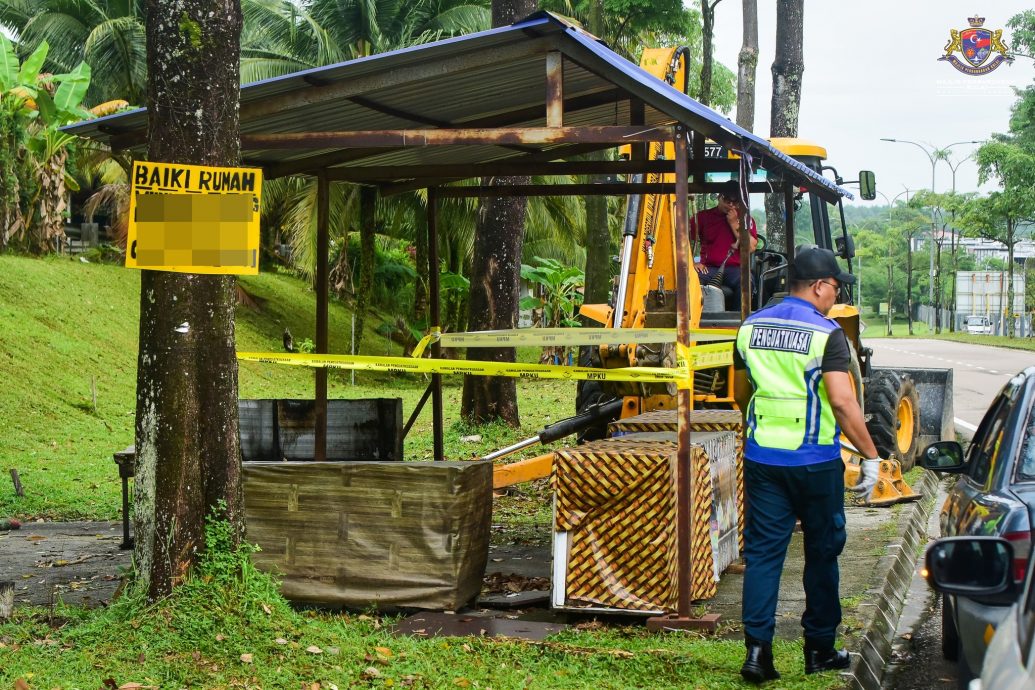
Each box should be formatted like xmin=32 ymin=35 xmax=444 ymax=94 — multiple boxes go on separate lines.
xmin=558 ymin=25 xmax=853 ymax=201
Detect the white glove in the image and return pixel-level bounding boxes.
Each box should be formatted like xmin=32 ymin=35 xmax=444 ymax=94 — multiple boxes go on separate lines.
xmin=849 ymin=459 xmax=880 ymax=495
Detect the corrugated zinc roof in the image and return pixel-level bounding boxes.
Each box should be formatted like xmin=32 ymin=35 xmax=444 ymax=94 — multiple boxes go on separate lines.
xmin=63 ymin=12 xmax=851 ymax=200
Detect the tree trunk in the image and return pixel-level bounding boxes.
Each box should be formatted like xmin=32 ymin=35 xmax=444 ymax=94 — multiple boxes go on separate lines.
xmin=934 ymin=239 xmax=942 ymax=333
xmin=353 ymin=186 xmax=376 ymax=353
xmin=950 ymin=227 xmax=958 ymax=332
xmin=700 ymin=1 xmax=722 ymax=107
xmin=736 ymin=0 xmax=758 ymax=130
xmin=906 ymin=235 xmax=914 ymax=335
xmin=1007 ymin=218 xmax=1016 ymax=337
xmin=461 ymin=185 xmax=524 ymax=426
xmin=414 ymin=206 xmax=429 ymax=328
xmin=581 ymin=3 xmax=611 ymax=315
xmin=764 ymin=0 xmax=805 ymax=251
xmin=461 ymin=0 xmax=534 ymax=426
xmin=582 ymin=171 xmax=610 ymax=308
xmin=135 ymin=0 xmax=244 ymax=601
xmin=886 ymin=263 xmax=893 ymax=336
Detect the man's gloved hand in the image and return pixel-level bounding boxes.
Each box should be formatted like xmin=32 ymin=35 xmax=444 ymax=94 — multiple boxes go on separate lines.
xmin=849 ymin=459 xmax=880 ymax=496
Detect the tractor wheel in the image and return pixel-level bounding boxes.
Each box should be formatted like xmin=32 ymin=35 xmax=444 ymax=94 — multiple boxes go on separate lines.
xmin=863 ymin=370 xmax=921 ymax=471
xmin=574 ymin=346 xmax=618 ymax=443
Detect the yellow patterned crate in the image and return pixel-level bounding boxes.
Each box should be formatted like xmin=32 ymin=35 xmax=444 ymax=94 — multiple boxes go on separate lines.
xmin=610 ymin=409 xmax=744 ymax=554
xmin=608 ymin=409 xmax=742 ymax=434
xmin=552 ymin=432 xmax=739 ymax=613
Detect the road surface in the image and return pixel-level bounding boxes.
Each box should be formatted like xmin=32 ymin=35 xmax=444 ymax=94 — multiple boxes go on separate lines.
xmin=870 ymin=339 xmax=1030 ymax=688
xmin=867 ymin=338 xmax=1031 ymax=437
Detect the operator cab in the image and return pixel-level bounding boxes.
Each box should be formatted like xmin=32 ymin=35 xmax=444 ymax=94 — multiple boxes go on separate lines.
xmin=697 ymin=138 xmax=874 ymax=318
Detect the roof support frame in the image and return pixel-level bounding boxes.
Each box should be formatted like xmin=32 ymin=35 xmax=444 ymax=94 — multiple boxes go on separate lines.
xmin=240 ymin=125 xmax=673 ymax=150
xmin=325 ymin=159 xmax=675 ymax=182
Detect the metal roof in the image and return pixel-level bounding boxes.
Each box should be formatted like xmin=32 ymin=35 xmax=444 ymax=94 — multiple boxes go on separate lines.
xmin=64 ymin=11 xmax=852 ymax=200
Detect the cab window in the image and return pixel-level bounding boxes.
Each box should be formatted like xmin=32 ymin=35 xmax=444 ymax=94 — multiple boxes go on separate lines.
xmin=968 ymin=394 xmax=1013 ymax=485
xmin=1016 ymin=398 xmax=1035 ymax=481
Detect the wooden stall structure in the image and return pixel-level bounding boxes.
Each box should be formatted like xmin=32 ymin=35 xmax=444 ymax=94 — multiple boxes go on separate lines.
xmin=71 ymin=11 xmax=851 ymax=624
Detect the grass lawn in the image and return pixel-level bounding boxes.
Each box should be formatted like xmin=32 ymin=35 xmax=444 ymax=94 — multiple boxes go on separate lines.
xmin=0 ymin=521 xmax=845 ymax=690
xmin=861 ymin=313 xmax=1035 ymax=351
xmin=0 ymin=255 xmax=575 ymax=522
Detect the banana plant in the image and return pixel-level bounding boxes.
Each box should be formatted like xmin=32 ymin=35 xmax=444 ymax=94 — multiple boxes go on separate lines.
xmin=0 ymin=34 xmax=92 ymax=254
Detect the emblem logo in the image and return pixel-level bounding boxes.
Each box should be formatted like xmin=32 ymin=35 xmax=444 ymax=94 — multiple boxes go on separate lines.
xmin=939 ymin=16 xmax=1012 ymax=76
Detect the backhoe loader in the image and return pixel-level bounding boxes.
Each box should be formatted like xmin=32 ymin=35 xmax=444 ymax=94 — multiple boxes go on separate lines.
xmin=490 ymin=47 xmax=954 ymax=506
xmin=573 ymin=47 xmax=955 ymax=504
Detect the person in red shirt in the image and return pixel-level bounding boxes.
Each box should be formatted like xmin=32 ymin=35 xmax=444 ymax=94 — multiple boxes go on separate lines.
xmin=690 ymin=180 xmax=758 ymax=310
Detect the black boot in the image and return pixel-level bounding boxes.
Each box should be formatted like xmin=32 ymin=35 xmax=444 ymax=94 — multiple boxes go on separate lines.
xmin=741 ymin=636 xmax=780 ymax=684
xmin=804 ymin=642 xmax=851 ymax=675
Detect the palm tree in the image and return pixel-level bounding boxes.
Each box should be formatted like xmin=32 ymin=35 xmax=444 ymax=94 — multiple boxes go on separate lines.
xmin=240 ymin=0 xmax=342 ymax=83
xmin=0 ymin=0 xmax=148 ymax=106
xmin=309 ymin=0 xmax=489 ymax=59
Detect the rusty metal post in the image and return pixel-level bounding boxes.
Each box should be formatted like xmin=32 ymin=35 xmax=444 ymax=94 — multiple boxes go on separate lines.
xmin=784 ymin=183 xmax=795 ymax=257
xmin=674 ymin=128 xmax=691 ymax=620
xmin=315 ymin=171 xmax=329 ymax=462
xmin=672 ymin=128 xmax=692 ymax=620
xmin=740 ymin=156 xmax=752 ymax=319
xmin=428 ymin=187 xmax=444 ymax=461
xmin=647 ymin=127 xmax=718 ymax=633
xmin=545 ymin=51 xmax=563 ymax=127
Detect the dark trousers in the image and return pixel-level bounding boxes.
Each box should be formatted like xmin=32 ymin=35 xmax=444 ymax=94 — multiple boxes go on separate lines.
xmin=741 ymin=457 xmax=847 ymax=646
xmin=700 ymin=264 xmax=743 ymax=310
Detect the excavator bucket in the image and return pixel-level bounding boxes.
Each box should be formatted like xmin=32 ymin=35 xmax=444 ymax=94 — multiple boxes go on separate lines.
xmin=873 ymin=366 xmax=956 ymax=448
xmin=843 ymin=454 xmax=921 ymax=507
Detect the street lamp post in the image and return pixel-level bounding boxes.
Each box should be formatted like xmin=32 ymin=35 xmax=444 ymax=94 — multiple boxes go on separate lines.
xmin=873 ymin=189 xmax=915 ymax=336
xmin=880 ymin=138 xmax=980 ymax=331
xmin=944 ymin=153 xmax=973 ymax=332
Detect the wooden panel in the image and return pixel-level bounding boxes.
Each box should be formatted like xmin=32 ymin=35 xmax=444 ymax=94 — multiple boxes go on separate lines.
xmin=242 ymin=461 xmax=491 ymax=610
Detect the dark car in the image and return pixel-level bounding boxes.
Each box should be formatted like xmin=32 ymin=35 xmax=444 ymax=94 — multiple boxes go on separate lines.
xmin=921 ymin=366 xmax=1035 ymax=685
xmin=925 ymin=536 xmax=1035 ymax=690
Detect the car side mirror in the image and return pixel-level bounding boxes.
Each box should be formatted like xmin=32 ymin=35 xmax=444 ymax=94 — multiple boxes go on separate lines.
xmin=925 ymin=537 xmax=1017 ymax=602
xmin=859 ymin=170 xmax=876 ymax=201
xmin=920 ymin=440 xmax=966 ymax=473
xmin=835 ymin=235 xmax=856 ymax=260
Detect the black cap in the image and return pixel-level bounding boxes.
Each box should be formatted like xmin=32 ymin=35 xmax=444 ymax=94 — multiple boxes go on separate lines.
xmin=717 ymin=180 xmax=741 ymax=201
xmin=791 ymin=246 xmax=856 ymax=284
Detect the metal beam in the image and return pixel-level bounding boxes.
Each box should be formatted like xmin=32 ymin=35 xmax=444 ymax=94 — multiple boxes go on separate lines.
xmin=241 ymin=126 xmax=673 ymax=150
xmin=427 ymin=188 xmax=444 ymax=462
xmin=546 ymin=51 xmax=564 ymax=127
xmin=348 ymin=94 xmax=536 ymax=155
xmin=259 ymin=91 xmax=628 ymax=179
xmin=428 ymin=180 xmax=777 ymax=198
xmin=314 ymin=171 xmax=329 ymax=462
xmin=325 ymin=159 xmax=675 ymax=182
xmin=435 ymin=183 xmax=684 ymax=197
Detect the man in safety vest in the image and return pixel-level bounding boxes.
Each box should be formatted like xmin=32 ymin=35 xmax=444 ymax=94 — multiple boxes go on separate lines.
xmin=732 ymin=246 xmax=880 ymax=684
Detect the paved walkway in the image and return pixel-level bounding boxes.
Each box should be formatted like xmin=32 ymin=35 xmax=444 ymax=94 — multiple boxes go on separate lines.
xmin=0 ymin=521 xmax=129 ymax=608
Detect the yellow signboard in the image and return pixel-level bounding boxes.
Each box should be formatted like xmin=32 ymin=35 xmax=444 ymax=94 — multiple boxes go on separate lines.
xmin=127 ymin=161 xmax=262 ymax=274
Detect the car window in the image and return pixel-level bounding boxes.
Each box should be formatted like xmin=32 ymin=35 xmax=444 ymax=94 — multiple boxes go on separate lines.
xmin=969 ymin=395 xmax=1013 ymax=485
xmin=1017 ymin=398 xmax=1035 ymax=480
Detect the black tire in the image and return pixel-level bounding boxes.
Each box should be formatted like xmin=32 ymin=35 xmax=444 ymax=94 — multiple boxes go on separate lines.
xmin=956 ymin=633 xmax=974 ymax=690
xmin=574 ymin=346 xmax=618 ymax=443
xmin=864 ymin=370 xmax=921 ymax=471
xmin=941 ymin=593 xmax=959 ymax=661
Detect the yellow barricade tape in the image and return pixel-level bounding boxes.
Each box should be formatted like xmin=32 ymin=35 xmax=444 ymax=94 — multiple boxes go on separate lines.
xmin=410 ymin=327 xmax=738 ymax=358
xmin=238 ymin=341 xmax=733 ymax=386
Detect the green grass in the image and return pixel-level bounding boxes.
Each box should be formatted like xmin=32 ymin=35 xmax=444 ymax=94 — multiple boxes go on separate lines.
xmin=861 ymin=313 xmax=1035 ymax=351
xmin=0 ymin=255 xmax=579 ymax=522
xmin=859 ymin=317 xmax=930 ymax=338
xmin=920 ymin=331 xmax=1035 ymax=351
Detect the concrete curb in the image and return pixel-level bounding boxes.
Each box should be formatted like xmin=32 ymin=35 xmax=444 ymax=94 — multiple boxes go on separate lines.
xmin=847 ymin=470 xmax=940 ymax=690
